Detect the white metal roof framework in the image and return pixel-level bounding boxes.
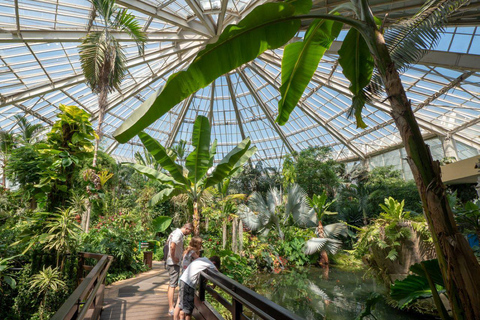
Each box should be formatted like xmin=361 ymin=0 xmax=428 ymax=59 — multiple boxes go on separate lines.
xmin=1 ymin=0 xmax=480 ymax=167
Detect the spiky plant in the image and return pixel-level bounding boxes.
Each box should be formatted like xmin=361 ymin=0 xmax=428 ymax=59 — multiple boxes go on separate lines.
xmin=13 ymin=115 xmax=44 ymax=145
xmin=30 ymin=266 xmax=66 ymax=320
xmin=78 ymin=0 xmax=146 ymax=166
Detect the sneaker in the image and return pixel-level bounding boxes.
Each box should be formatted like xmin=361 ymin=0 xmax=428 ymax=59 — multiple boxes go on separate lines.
xmin=168 ymin=310 xmax=174 ymax=316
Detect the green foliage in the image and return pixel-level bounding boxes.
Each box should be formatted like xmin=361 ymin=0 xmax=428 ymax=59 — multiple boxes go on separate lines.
xmin=6 ymin=145 xmax=44 ymax=189
xmin=0 ymin=255 xmax=20 ymax=291
xmin=29 ymin=266 xmax=67 ymax=320
xmin=277 ymin=18 xmax=341 ymax=124
xmin=35 ymin=105 xmax=96 ymax=211
xmin=353 ymin=197 xmax=430 ymax=262
xmin=283 ymin=146 xmax=343 ymax=197
xmin=338 ymin=26 xmax=373 ymax=129
xmin=151 ymin=216 xmax=173 ymax=233
xmin=82 ymin=211 xmax=147 ymax=270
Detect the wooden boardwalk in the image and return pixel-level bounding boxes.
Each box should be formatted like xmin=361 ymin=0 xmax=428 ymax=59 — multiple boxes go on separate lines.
xmin=101 ymin=261 xmax=173 ymax=320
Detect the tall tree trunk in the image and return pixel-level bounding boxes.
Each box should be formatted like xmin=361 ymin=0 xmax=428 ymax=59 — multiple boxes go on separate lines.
xmin=232 ymin=217 xmax=238 ymax=253
xmin=2 ymin=163 xmax=5 ymax=187
xmin=238 ymin=220 xmax=243 ymax=254
xmin=317 ymin=220 xmax=329 ymax=267
xmin=372 ymin=28 xmax=480 ymax=320
xmin=84 ymin=89 xmax=108 ymax=233
xmin=193 ymin=200 xmax=201 ymax=236
xmin=92 ymin=89 xmax=108 ymax=167
xmin=222 ymin=221 xmax=227 ymax=249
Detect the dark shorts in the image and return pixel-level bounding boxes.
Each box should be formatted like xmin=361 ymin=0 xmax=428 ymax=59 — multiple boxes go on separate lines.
xmin=178 ymin=280 xmax=195 ymax=315
xmin=167 ymin=265 xmax=180 ymax=288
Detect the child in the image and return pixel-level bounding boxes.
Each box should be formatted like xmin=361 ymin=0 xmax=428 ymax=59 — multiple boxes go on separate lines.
xmin=173 ymin=256 xmax=221 ymax=320
xmin=181 ymin=236 xmax=202 ymax=272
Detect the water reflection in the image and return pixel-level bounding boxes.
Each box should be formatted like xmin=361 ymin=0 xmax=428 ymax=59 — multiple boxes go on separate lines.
xmin=247 ymin=267 xmax=424 ymax=320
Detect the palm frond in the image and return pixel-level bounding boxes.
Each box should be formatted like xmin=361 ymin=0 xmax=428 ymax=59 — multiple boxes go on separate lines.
xmin=248 ymin=191 xmax=270 ymax=218
xmin=92 ymin=0 xmax=116 ymax=21
xmin=79 ymin=31 xmax=107 ymax=91
xmin=112 ymin=8 xmax=147 ymax=54
xmin=304 ymin=237 xmax=342 ymax=255
xmin=266 ymin=187 xmax=282 ymax=214
xmin=238 ymin=204 xmax=263 ymax=231
xmin=307 ymin=280 xmax=330 ymax=300
xmin=323 ymin=223 xmax=348 ymax=239
xmin=385 ymin=0 xmax=468 ymax=72
xmin=110 ymin=37 xmax=127 ymax=92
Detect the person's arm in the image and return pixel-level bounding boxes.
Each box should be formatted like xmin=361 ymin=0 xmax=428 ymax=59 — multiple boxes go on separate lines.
xmin=170 ymin=242 xmax=179 ymax=264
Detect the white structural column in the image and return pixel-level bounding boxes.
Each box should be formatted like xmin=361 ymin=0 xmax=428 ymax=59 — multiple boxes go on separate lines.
xmin=184 ymin=0 xmax=216 ymax=36
xmin=440 ymin=135 xmax=459 ymax=160
xmin=238 ymin=68 xmax=295 ymax=155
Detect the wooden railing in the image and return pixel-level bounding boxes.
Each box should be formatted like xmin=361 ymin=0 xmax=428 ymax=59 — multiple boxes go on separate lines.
xmin=194 ymin=268 xmax=304 ymax=320
xmin=51 ymin=252 xmax=113 ymax=320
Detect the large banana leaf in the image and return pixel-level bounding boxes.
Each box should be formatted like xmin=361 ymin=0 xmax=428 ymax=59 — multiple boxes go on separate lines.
xmin=126 ymin=163 xmax=181 ymax=186
xmin=186 ymin=116 xmax=211 ymax=185
xmin=113 ymin=0 xmax=311 ymax=143
xmin=204 ymin=138 xmax=254 ymax=188
xmin=338 ymin=27 xmax=373 ymax=129
xmin=277 ymin=18 xmax=342 ymax=125
xmin=152 ymin=216 xmax=173 ymax=233
xmin=150 ymin=187 xmax=185 ymax=206
xmin=138 ymin=131 xmax=188 ymax=185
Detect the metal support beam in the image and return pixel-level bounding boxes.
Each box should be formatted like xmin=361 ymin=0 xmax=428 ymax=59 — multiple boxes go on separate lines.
xmin=249 ymin=63 xmax=365 ymax=159
xmin=226 ymin=74 xmax=246 ymax=140
xmin=327 ymin=41 xmax=480 ymax=72
xmin=1 ymin=43 xmax=204 ymax=108
xmin=237 ymin=69 xmax=295 ymax=155
xmin=116 ymin=0 xmax=211 ymax=37
xmin=216 ymin=0 xmax=229 ymax=34
xmin=0 ymin=30 xmax=208 ymax=43
xmin=184 ymin=0 xmax=216 ymax=36
xmin=166 ymin=95 xmax=194 ymax=148
xmin=208 ymin=80 xmax=215 ymax=127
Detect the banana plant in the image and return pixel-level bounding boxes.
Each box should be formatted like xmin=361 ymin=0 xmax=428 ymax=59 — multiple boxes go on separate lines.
xmin=128 ymin=115 xmax=256 ymax=235
xmin=113 ymin=0 xmax=480 ymax=316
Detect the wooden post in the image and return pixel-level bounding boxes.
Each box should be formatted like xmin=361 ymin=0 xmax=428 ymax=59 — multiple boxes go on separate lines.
xmin=232 ymin=299 xmax=243 ymax=320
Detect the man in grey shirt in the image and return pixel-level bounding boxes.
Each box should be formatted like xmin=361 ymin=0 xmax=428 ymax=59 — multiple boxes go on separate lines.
xmin=166 ymin=223 xmax=193 ymax=315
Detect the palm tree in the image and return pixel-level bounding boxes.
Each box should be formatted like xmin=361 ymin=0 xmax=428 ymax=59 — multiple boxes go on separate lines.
xmin=0 ymin=131 xmax=16 ymax=187
xmin=238 ymin=184 xmax=313 ymax=240
xmin=79 ymin=0 xmax=146 ymax=166
xmin=13 ymin=115 xmax=44 ymax=145
xmin=129 ymin=116 xmax=256 ymax=235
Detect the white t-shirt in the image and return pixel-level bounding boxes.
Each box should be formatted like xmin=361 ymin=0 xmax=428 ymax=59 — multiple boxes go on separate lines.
xmin=180 ymin=257 xmax=217 ymax=288
xmin=166 ymin=228 xmax=184 ymax=266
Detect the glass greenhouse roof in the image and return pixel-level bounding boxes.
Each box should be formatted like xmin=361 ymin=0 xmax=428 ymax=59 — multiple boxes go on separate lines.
xmin=1 ymin=0 xmax=480 ymax=167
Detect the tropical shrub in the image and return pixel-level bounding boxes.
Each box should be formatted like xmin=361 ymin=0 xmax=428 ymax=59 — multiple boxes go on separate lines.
xmin=354 ymin=197 xmax=434 ymax=285
xmin=82 ymin=212 xmax=147 ymax=269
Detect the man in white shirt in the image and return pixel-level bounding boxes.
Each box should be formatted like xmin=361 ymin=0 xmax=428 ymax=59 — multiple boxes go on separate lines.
xmin=166 ymin=223 xmax=193 ymax=315
xmin=174 ymin=256 xmax=221 ymax=320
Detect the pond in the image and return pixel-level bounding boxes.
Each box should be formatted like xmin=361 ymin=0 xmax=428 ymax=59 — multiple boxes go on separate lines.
xmin=247 ymin=267 xmax=427 ymax=320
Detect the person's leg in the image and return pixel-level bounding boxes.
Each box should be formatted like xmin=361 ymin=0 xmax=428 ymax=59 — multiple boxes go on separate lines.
xmin=183 ymin=282 xmax=195 ymax=320
xmin=184 ymin=313 xmax=191 ymax=320
xmin=167 ymin=286 xmax=175 ymax=311
xmin=179 ymin=310 xmax=185 ymax=320
xmin=167 ymin=265 xmax=180 ymax=313
xmin=173 ymin=296 xmax=181 ymax=320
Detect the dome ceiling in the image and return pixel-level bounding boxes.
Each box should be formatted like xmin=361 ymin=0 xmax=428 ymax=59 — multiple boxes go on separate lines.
xmin=1 ymin=0 xmax=480 ymax=167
